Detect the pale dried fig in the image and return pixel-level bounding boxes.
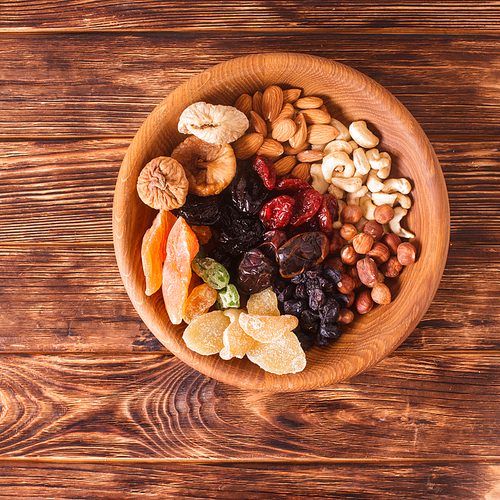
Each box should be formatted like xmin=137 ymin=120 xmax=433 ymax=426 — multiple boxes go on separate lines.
xmin=171 ymin=136 xmax=236 ymax=196
xmin=136 ymin=156 xmax=188 ymax=210
xmin=178 ymin=101 xmax=249 ymax=145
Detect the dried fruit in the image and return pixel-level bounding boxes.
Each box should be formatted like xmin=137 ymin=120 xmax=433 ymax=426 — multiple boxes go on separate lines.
xmin=316 ymin=193 xmax=338 ymax=236
xmin=171 ymin=136 xmax=237 ymax=196
xmin=275 ymin=175 xmax=311 ymax=193
xmin=259 ymin=195 xmax=295 ymax=230
xmin=246 ymin=288 xmax=280 ymax=316
xmin=252 ymin=155 xmax=276 ymax=190
xmin=229 ymin=160 xmax=270 ymax=216
xmin=192 ymin=256 xmax=230 ymax=290
xmin=217 ymin=284 xmax=241 ymax=309
xmin=182 ymin=310 xmax=230 ymax=355
xmin=137 ymin=156 xmax=189 ymax=210
xmin=237 ymin=248 xmax=278 ymax=294
xmin=141 ymin=210 xmax=177 ymax=296
xmin=178 ymin=101 xmax=249 ymax=145
xmin=220 ymin=308 xmax=255 ymax=360
xmin=183 ymin=283 xmax=218 ymax=323
xmin=239 ymin=312 xmax=299 ymax=343
xmin=289 ymin=188 xmax=322 ymax=227
xmin=177 ymin=193 xmax=221 ymax=226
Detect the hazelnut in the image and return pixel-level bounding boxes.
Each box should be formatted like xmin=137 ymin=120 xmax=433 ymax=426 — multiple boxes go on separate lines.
xmin=348 ymin=266 xmax=363 ymax=289
xmin=374 ymin=204 xmax=395 ymax=224
xmin=380 ymin=256 xmax=403 ymax=278
xmin=352 ymin=232 xmax=374 ymax=254
xmin=329 ymin=230 xmax=344 ymax=253
xmin=366 ymin=242 xmax=390 ymax=265
xmin=340 ymin=223 xmax=358 ymax=241
xmin=340 ymin=204 xmax=363 ymax=224
xmin=355 ymin=289 xmax=374 ymax=315
xmin=382 ymin=232 xmax=402 ymax=255
xmin=397 ymin=242 xmax=417 ymax=266
xmin=338 ymin=308 xmax=355 ymax=325
xmin=356 ymin=257 xmax=379 ymax=287
xmin=337 ymin=273 xmax=356 ymax=294
xmin=340 ymin=245 xmax=359 ymax=265
xmin=346 ymin=291 xmax=356 ymax=307
xmin=371 ymin=283 xmax=392 ymax=305
xmin=363 ymin=220 xmax=384 ymax=241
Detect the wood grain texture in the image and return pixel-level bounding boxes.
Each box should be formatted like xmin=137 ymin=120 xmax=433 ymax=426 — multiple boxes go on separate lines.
xmin=1 ymin=140 xmax=498 ymax=245
xmin=1 ymin=461 xmax=500 ymax=499
xmin=0 ymin=245 xmax=498 ymax=353
xmin=1 ymin=0 xmax=500 ymax=32
xmin=1 ymin=353 xmax=500 ymax=459
xmin=1 ymin=34 xmax=499 ymax=137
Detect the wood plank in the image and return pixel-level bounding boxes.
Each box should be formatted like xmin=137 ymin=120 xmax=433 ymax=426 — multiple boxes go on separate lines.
xmin=0 ymin=461 xmax=499 ymax=500
xmin=0 ymin=244 xmax=498 ymax=353
xmin=1 ymin=353 xmax=500 ymax=459
xmin=1 ymin=0 xmax=499 ymax=32
xmin=1 ymin=139 xmax=499 ymax=245
xmin=0 ymin=34 xmax=499 ymax=137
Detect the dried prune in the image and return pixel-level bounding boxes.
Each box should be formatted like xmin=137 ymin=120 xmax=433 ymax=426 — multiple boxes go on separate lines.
xmin=252 ymin=155 xmax=276 ymax=190
xmin=316 ymin=193 xmax=339 ymax=236
xmin=277 ymin=231 xmax=329 ymax=278
xmin=260 ymin=195 xmax=295 ymax=230
xmin=177 ymin=193 xmax=221 ymax=226
xmin=289 ymin=189 xmax=323 ymax=227
xmin=229 ymin=160 xmax=270 ymax=216
xmin=237 ymin=248 xmax=278 ymax=294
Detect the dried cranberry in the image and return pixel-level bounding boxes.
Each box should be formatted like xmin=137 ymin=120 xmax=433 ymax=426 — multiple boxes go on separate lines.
xmin=289 ymin=188 xmax=322 ymax=227
xmin=275 ymin=175 xmax=311 ymax=193
xmin=316 ymin=193 xmax=339 ymax=236
xmin=259 ymin=195 xmax=295 ymax=230
xmin=237 ymin=248 xmax=278 ymax=294
xmin=252 ymin=155 xmax=276 ymax=190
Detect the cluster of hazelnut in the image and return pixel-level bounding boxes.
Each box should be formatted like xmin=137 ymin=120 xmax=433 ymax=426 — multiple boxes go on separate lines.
xmin=327 ymin=202 xmax=417 ymax=314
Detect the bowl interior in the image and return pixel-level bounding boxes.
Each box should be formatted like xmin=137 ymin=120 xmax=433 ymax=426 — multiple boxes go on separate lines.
xmin=113 ymin=53 xmax=449 ymax=392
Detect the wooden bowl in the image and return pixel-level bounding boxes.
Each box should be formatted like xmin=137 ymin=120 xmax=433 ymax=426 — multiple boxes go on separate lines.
xmin=113 ymin=53 xmax=449 ymax=392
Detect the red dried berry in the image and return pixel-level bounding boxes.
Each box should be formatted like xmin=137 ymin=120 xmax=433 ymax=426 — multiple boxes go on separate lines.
xmin=259 ymin=195 xmax=295 ymax=230
xmin=252 ymin=155 xmax=276 ymax=190
xmin=275 ymin=175 xmax=311 ymax=193
xmin=289 ymin=188 xmax=322 ymax=227
xmin=316 ymin=193 xmax=339 ymax=236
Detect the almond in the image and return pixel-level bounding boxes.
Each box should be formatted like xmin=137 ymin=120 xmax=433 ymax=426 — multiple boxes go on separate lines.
xmin=275 ymin=102 xmax=295 ymax=121
xmin=252 ymin=91 xmax=263 ymax=116
xmin=250 ymin=110 xmax=268 ymax=136
xmin=232 ymin=133 xmax=264 ymax=160
xmin=296 ymin=150 xmax=324 ymax=163
xmin=282 ymin=88 xmax=302 ymax=104
xmin=257 ymin=138 xmax=284 ymax=160
xmin=295 ymin=96 xmax=324 ymax=109
xmin=301 ymin=108 xmax=332 ymax=124
xmin=234 ymin=93 xmax=252 ymax=116
xmin=290 ymin=162 xmax=311 ymax=182
xmin=274 ymin=156 xmax=297 ymax=176
xmin=262 ymin=85 xmax=283 ymax=122
xmin=289 ymin=112 xmax=308 ymax=149
xmin=271 ymin=118 xmax=297 ymax=142
xmin=306 ymin=124 xmax=339 ymax=145
xmin=283 ymin=141 xmax=309 ymax=155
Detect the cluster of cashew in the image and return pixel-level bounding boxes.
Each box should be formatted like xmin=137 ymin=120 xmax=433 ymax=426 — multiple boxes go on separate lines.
xmin=310 ymin=120 xmax=415 ymax=239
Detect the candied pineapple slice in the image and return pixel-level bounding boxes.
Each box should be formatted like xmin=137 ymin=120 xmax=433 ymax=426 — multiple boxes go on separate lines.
xmin=246 ymin=330 xmax=306 ymax=375
xmin=246 ymin=288 xmax=280 ymax=316
xmin=182 ymin=310 xmax=230 ymax=355
xmin=220 ymin=309 xmax=255 ymax=360
xmin=239 ymin=313 xmax=299 ymax=343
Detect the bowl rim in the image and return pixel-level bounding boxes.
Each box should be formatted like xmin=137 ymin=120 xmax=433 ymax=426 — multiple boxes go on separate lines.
xmin=113 ymin=52 xmax=450 ymax=392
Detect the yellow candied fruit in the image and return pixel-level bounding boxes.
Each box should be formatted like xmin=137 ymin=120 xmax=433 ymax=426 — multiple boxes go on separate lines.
xmin=238 ymin=313 xmax=299 ymax=344
xmin=219 ymin=308 xmax=255 ymax=360
xmin=183 ymin=283 xmax=218 ymax=324
xmin=246 ymin=330 xmax=306 ymax=375
xmin=182 ymin=310 xmax=230 ymax=355
xmin=246 ymin=288 xmax=280 ymax=316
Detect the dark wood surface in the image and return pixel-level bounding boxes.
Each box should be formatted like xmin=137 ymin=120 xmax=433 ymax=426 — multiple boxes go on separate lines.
xmin=1 ymin=2 xmax=499 ymax=498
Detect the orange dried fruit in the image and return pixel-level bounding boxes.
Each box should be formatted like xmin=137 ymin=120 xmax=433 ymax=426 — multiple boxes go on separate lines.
xmin=246 ymin=330 xmax=306 ymax=375
xmin=162 ymin=216 xmax=200 ymax=325
xmin=238 ymin=313 xmax=299 ymax=344
xmin=182 ymin=310 xmax=230 ymax=355
xmin=183 ymin=283 xmax=218 ymax=324
xmin=220 ymin=309 xmax=255 ymax=360
xmin=141 ymin=210 xmax=177 ymax=296
xmin=246 ymin=288 xmax=280 ymax=316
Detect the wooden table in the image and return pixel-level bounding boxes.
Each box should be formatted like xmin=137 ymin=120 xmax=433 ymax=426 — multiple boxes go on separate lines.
xmin=1 ymin=2 xmax=499 ymax=498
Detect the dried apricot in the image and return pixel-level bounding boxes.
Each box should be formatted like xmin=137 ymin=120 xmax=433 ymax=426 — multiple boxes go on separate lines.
xmin=141 ymin=210 xmax=176 ymax=296
xmin=220 ymin=309 xmax=255 ymax=360
xmin=246 ymin=288 xmax=280 ymax=316
xmin=239 ymin=313 xmax=299 ymax=343
xmin=182 ymin=310 xmax=230 ymax=355
xmin=183 ymin=283 xmax=218 ymax=324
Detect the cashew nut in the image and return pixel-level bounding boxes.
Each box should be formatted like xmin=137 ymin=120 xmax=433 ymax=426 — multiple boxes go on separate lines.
xmin=328 ymin=184 xmax=345 ymax=200
xmin=366 ymin=169 xmax=385 ymax=193
xmin=352 ymin=147 xmax=371 ymax=176
xmin=366 ymin=149 xmax=391 ymax=179
xmin=360 ymin=196 xmax=377 ymax=220
xmin=322 ymin=151 xmax=355 ymax=180
xmin=329 ymin=173 xmax=363 ymax=193
xmin=329 ymin=118 xmax=351 ymax=141
xmin=346 ymin=185 xmax=369 ymax=206
xmin=388 ymin=206 xmax=415 ymax=239
xmin=310 ymin=163 xmax=329 ymax=194
xmin=355 ymin=216 xmax=368 ymax=233
xmin=371 ymin=192 xmax=398 ymax=206
xmin=381 ymin=178 xmax=412 ymax=194
xmin=323 ymin=140 xmax=353 ymax=156
xmin=349 ymin=120 xmax=380 ymax=149
xmin=311 ymin=143 xmax=327 ymax=152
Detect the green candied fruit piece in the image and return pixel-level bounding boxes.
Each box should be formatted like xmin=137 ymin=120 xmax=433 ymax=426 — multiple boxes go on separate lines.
xmin=217 ymin=284 xmax=240 ymax=309
xmin=192 ymin=256 xmax=230 ymax=290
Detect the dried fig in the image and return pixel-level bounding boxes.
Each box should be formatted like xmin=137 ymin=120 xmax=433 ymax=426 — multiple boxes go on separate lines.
xmin=171 ymin=136 xmax=237 ymax=196
xmin=178 ymin=101 xmax=249 ymax=145
xmin=136 ymin=156 xmax=188 ymax=210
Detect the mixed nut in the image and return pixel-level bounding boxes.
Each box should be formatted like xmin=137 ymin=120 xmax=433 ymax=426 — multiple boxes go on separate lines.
xmin=136 ymin=85 xmax=418 ymax=375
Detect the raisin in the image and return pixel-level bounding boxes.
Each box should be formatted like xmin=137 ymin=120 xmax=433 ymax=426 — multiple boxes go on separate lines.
xmin=319 ymin=322 xmax=341 ymax=339
xmin=260 ymin=195 xmax=295 ymax=230
xmin=229 ymin=160 xmax=270 ymax=216
xmin=283 ymin=299 xmax=308 ymax=316
xmin=316 ymin=193 xmax=339 ymax=236
xmin=315 ymin=332 xmax=330 ymax=347
xmin=320 ymin=298 xmax=340 ymax=324
xmin=293 ymin=328 xmax=315 ymax=351
xmin=177 ymin=194 xmax=221 ymax=226
xmin=325 ymin=291 xmax=350 ymax=309
xmin=294 ymin=283 xmax=308 ymax=300
xmin=300 ymin=309 xmax=320 ymax=332
xmin=252 ymin=155 xmax=276 ymax=190
xmin=289 ymin=188 xmax=323 ymax=227
xmin=237 ymin=248 xmax=278 ymax=294
xmin=322 ymin=267 xmax=342 ymax=284
xmin=308 ymin=287 xmax=325 ymax=311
